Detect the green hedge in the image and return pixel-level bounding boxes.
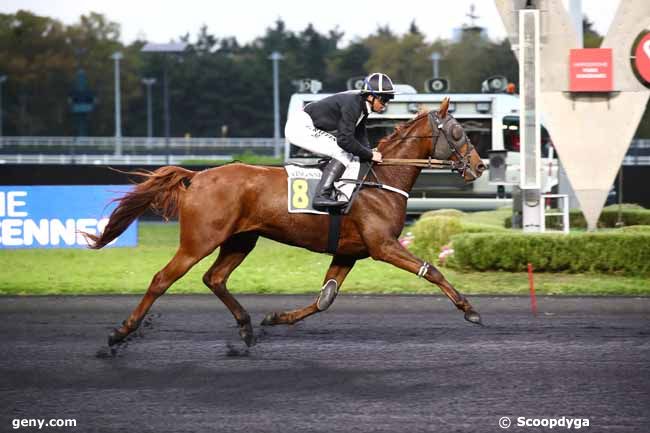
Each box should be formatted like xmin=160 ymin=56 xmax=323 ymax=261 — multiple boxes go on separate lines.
xmin=619 ymin=225 xmax=650 ymax=233
xmin=505 ymin=204 xmax=650 ymax=229
xmin=180 ymin=151 xmax=283 ymax=166
xmin=409 ymin=215 xmax=504 ymax=263
xmin=420 ymin=209 xmax=466 ymax=220
xmin=450 ymin=232 xmax=650 ymax=274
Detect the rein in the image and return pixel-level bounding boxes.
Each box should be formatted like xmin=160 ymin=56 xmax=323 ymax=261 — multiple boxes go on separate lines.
xmin=375 ymin=111 xmax=472 ymax=174
xmin=379 ymin=157 xmax=453 ymax=169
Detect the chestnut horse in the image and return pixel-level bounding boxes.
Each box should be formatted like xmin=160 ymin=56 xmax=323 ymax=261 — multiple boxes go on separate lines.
xmin=86 ymin=99 xmax=486 ymax=347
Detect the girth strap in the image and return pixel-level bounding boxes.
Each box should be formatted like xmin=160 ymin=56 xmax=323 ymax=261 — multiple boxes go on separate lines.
xmin=327 ymin=212 xmax=342 ymax=254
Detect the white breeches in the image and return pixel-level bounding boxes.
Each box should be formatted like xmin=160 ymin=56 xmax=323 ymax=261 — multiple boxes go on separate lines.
xmin=284 ymin=110 xmax=354 ymax=167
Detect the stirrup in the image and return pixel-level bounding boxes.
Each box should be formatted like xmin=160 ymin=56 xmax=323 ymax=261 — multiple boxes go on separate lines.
xmin=313 ymin=196 xmax=346 ymax=209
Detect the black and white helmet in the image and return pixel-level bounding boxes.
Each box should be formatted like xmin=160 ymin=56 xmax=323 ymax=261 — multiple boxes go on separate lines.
xmin=361 ymin=72 xmax=395 ymax=99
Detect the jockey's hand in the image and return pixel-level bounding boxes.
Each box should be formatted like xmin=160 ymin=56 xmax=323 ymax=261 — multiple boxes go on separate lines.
xmin=372 ymin=151 xmax=383 ymax=163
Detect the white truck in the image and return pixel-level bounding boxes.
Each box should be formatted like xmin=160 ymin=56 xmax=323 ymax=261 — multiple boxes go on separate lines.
xmin=285 ymin=85 xmax=557 ymax=213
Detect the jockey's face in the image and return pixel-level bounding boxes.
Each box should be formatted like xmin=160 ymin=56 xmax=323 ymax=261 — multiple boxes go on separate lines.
xmin=367 ymin=95 xmax=389 ymax=113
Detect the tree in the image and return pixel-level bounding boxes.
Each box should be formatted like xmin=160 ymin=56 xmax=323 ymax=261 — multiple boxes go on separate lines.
xmin=326 ymin=41 xmax=370 ymax=90
xmin=0 ymin=11 xmax=127 ymax=136
xmin=363 ymin=24 xmax=433 ymax=89
xmin=0 ymin=11 xmax=75 ymax=135
xmin=583 ymin=16 xmax=603 ymax=48
xmin=1 ymin=9 xmax=644 ymax=139
xmin=65 ymin=13 xmax=127 ymax=136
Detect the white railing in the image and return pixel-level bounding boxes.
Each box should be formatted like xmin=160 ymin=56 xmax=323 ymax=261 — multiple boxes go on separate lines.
xmin=0 ymin=154 xmax=235 ymax=165
xmin=0 ymin=136 xmax=282 ymax=164
xmin=0 ymin=136 xmax=277 ymax=149
xmin=0 ymin=137 xmax=648 ymax=165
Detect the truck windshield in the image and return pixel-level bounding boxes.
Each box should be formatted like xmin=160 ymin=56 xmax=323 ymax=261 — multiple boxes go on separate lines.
xmin=502 ymin=115 xmax=554 ymax=158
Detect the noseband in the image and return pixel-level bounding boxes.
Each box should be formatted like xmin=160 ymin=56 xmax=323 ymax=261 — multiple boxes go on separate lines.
xmin=428 ymin=111 xmax=477 ymax=178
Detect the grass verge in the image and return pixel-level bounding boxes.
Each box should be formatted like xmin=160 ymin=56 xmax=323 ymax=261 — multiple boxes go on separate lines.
xmin=181 ymin=151 xmax=283 ymax=166
xmin=1 ymin=222 xmax=648 ymax=296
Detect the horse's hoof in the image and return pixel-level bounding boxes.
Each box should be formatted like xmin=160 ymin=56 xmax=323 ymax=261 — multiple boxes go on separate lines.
xmin=464 ymin=310 xmax=484 ymax=327
xmin=107 ymin=328 xmax=127 ymax=346
xmin=239 ymin=322 xmax=256 ymax=347
xmin=260 ymin=312 xmax=279 ymax=327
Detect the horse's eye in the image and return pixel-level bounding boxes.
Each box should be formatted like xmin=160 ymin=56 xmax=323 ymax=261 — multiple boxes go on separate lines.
xmin=451 ymin=124 xmax=463 ymax=141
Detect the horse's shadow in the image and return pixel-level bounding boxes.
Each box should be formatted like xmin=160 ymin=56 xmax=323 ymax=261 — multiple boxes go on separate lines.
xmin=95 ymin=312 xmax=271 ymax=359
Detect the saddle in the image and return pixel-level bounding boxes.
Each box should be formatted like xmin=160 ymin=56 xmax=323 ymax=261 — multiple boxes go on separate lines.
xmin=284 ymin=158 xmax=369 ymax=215
xmin=284 ymin=159 xmax=369 ymax=254
xmin=284 ymin=159 xmax=410 ymax=254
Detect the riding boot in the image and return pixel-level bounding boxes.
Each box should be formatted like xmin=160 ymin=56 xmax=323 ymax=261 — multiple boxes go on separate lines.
xmin=313 ymin=159 xmax=347 ymax=209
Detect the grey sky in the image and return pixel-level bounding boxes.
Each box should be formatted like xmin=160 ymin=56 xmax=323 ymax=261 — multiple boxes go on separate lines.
xmin=1 ymin=0 xmax=620 ymax=45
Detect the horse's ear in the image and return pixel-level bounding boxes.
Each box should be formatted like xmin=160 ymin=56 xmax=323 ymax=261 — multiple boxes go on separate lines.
xmin=438 ymin=97 xmax=450 ymax=118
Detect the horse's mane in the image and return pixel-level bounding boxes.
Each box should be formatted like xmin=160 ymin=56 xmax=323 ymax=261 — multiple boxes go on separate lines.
xmin=377 ymin=110 xmax=430 ymax=147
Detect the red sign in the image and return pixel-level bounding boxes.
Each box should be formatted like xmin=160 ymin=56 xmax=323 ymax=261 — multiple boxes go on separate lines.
xmin=633 ymin=32 xmax=650 ymax=84
xmin=569 ymin=48 xmax=613 ymax=92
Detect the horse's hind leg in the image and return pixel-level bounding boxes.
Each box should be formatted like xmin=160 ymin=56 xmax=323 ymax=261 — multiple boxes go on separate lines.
xmin=108 ymin=246 xmax=206 ymax=346
xmin=202 ymin=232 xmax=259 ymax=347
xmin=261 ymin=255 xmax=356 ymax=326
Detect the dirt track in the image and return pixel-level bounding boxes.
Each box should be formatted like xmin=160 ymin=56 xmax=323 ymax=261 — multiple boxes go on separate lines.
xmin=1 ymin=295 xmax=649 ymax=433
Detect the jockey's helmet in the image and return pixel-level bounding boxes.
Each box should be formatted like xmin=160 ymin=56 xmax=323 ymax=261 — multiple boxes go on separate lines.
xmin=361 ymin=72 xmax=395 ymax=101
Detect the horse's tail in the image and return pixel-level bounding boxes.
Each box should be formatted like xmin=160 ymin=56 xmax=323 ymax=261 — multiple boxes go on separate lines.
xmin=84 ymin=166 xmax=197 ymax=249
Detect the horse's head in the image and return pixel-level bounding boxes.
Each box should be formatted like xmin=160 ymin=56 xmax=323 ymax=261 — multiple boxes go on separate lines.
xmin=429 ymin=98 xmax=485 ymax=182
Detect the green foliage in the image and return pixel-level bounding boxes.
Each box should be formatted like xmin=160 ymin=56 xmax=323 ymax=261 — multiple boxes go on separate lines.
xmin=583 ymin=17 xmax=603 ymax=49
xmin=231 ymin=152 xmax=283 ymax=165
xmin=442 ymin=33 xmax=518 ymax=93
xmin=0 ymin=10 xmax=517 ymax=137
xmin=419 ymin=209 xmax=466 ymax=219
xmin=410 ymin=216 xmax=462 ymax=262
xmin=505 ymin=204 xmax=650 ymax=229
xmin=411 ymin=208 xmax=650 ymax=276
xmin=6 ymin=10 xmax=644 ymax=141
xmin=409 ymin=214 xmax=504 ymax=263
xmin=460 ymin=206 xmax=512 ymax=228
xmin=451 ymin=232 xmax=650 ymax=275
xmin=618 ymin=225 xmax=650 ymax=233
xmin=180 ymin=151 xmax=282 ymax=166
xmin=363 ymin=25 xmax=437 ymax=92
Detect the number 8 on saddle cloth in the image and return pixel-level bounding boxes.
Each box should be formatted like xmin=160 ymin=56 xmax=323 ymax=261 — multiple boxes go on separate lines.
xmin=285 ymin=159 xmax=362 ymax=214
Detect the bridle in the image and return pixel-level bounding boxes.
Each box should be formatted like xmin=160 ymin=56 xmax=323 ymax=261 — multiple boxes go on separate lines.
xmin=379 ymin=110 xmax=477 ymax=178
xmin=428 ymin=111 xmax=478 ymax=179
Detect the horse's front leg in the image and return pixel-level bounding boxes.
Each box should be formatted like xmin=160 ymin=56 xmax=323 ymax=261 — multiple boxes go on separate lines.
xmin=366 ymin=237 xmax=482 ymax=325
xmin=261 ymin=255 xmax=356 ymax=326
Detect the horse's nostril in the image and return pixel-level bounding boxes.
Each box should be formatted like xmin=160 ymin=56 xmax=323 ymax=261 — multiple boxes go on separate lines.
xmin=477 ymin=163 xmax=486 ymax=172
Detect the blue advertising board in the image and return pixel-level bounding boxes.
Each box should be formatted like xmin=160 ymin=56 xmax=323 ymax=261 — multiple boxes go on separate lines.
xmin=0 ymin=185 xmax=137 ymax=249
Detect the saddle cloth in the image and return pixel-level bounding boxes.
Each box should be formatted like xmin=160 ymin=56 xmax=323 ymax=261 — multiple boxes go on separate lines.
xmin=285 ymin=159 xmax=361 ymax=214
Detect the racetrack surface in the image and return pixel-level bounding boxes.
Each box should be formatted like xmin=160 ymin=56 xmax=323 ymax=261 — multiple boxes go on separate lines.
xmin=1 ymin=295 xmax=649 ymax=433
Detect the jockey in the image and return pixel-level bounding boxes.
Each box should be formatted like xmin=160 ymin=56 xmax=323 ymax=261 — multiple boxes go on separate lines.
xmin=284 ymin=72 xmax=395 ymax=209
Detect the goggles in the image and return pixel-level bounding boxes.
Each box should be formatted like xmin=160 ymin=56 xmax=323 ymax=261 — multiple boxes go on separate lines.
xmin=377 ymin=94 xmax=394 ymax=104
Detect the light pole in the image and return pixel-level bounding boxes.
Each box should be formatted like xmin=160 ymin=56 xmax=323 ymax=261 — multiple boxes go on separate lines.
xmin=569 ymin=0 xmax=583 ymax=48
xmin=0 ymin=75 xmax=6 ymax=146
xmin=269 ymin=51 xmax=284 ymax=158
xmin=430 ymin=52 xmax=441 ymax=77
xmin=141 ymin=42 xmax=187 ymax=164
xmin=141 ymin=78 xmax=156 ymax=139
xmin=111 ymin=52 xmax=123 ymax=156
